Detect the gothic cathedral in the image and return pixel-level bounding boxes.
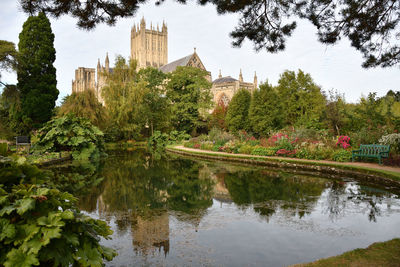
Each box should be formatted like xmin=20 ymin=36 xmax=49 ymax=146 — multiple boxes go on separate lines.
xmin=71 ymin=17 xmax=257 ymax=107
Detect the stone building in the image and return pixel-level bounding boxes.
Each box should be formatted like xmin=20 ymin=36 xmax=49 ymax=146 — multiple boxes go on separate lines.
xmin=95 ymin=53 xmax=113 ymax=105
xmin=71 ymin=17 xmax=258 ymax=109
xmin=211 ymin=69 xmax=257 ymax=107
xmin=71 ymin=67 xmax=96 ymax=93
xmin=131 ymin=17 xmax=168 ymax=69
xmin=159 ymin=48 xmax=211 ymax=82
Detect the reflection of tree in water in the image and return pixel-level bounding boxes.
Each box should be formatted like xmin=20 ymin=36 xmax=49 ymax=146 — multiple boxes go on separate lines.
xmin=224 ymin=170 xmax=327 ymax=220
xmin=323 ymin=182 xmax=398 ymax=222
xmin=78 ymin=149 xmax=214 ymax=256
xmin=47 ymin=159 xmax=106 ymax=212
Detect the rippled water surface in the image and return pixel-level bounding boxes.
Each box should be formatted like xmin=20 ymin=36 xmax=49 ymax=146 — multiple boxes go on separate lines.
xmin=61 ymin=149 xmax=400 ymax=266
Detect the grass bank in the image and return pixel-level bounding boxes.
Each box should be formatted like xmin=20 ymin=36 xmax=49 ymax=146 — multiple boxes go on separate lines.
xmin=167 ymin=145 xmax=400 ymax=186
xmin=292 ymin=238 xmax=400 ymax=267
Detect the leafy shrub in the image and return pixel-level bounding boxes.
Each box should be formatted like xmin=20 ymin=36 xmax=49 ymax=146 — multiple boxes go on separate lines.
xmin=275 ymin=136 xmax=295 ymax=151
xmin=169 ymin=130 xmax=191 ymax=144
xmin=295 ymin=146 xmax=334 ymax=160
xmin=351 ymin=126 xmax=392 ymax=146
xmin=148 ymin=131 xmax=169 ymax=150
xmin=208 ymin=127 xmax=234 ymax=145
xmin=379 ymin=133 xmax=400 ymax=153
xmin=238 ymin=145 xmax=254 ymax=154
xmin=333 ymin=149 xmax=352 ymax=162
xmin=200 ymin=142 xmax=213 ymax=151
xmin=184 ymin=142 xmax=194 ymax=148
xmin=0 ymin=143 xmax=8 ymax=156
xmin=0 ymin=157 xmax=116 ymax=267
xmin=251 ymin=146 xmax=278 ymax=156
xmin=33 ymin=114 xmax=105 ymax=161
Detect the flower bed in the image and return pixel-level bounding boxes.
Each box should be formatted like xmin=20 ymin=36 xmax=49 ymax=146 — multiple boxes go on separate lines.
xmin=184 ymin=129 xmax=356 ymax=162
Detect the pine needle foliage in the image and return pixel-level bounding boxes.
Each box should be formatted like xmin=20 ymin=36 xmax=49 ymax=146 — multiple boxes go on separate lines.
xmin=17 ymin=12 xmax=59 ymax=128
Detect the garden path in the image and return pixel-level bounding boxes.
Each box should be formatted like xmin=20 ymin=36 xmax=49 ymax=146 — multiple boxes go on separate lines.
xmin=174 ymin=145 xmax=400 ymax=174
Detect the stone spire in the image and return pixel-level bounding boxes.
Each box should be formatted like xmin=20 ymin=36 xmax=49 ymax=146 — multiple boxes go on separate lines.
xmin=218 ymin=69 xmax=222 ymax=78
xmin=253 ymin=71 xmax=258 ymax=89
xmin=239 ymin=69 xmax=243 ymax=82
xmin=132 ymin=23 xmax=136 ymax=34
xmin=162 ymin=20 xmax=167 ymax=32
xmin=194 ymin=47 xmax=197 ymax=54
xmin=105 ymin=53 xmax=109 ymax=72
xmin=140 ymin=17 xmax=146 ymax=29
xmin=97 ymin=58 xmax=100 ymax=71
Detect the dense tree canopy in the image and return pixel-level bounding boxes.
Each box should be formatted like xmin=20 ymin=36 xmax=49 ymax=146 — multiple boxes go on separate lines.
xmin=249 ymin=82 xmax=282 ymax=137
xmin=19 ymin=0 xmax=400 ymax=68
xmin=225 ymin=89 xmax=251 ymax=133
xmin=0 ymin=40 xmax=17 ymax=84
xmin=166 ymin=66 xmax=212 ymax=134
xmin=17 ymin=12 xmax=59 ymax=128
xmin=100 ymin=56 xmax=144 ymax=139
xmin=276 ymin=69 xmax=326 ymax=129
xmin=137 ymin=67 xmax=170 ymax=135
xmin=58 ymin=90 xmax=108 ymax=129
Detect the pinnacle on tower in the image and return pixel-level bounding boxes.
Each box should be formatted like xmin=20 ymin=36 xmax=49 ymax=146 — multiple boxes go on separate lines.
xmin=254 ymin=71 xmax=258 ymax=88
xmin=194 ymin=47 xmax=196 ymax=54
xmin=239 ymin=69 xmax=243 ymax=82
xmin=140 ymin=17 xmax=146 ymax=28
xmin=105 ymin=53 xmax=109 ymax=71
xmin=97 ymin=58 xmax=100 ymax=70
xmin=219 ymin=70 xmax=222 ymax=78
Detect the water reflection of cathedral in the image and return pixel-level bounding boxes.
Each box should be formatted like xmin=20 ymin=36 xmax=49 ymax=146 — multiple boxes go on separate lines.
xmin=132 ymin=212 xmax=170 ymax=257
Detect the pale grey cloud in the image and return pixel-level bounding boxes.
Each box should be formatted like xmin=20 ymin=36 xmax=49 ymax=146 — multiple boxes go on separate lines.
xmin=1 ymin=0 xmax=399 ymax=104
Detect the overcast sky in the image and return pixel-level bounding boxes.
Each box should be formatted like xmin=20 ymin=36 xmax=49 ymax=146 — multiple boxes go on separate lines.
xmin=1 ymin=0 xmax=399 ymax=104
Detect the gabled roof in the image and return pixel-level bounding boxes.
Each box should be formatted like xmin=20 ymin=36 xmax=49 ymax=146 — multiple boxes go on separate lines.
xmin=159 ymin=54 xmax=193 ymax=73
xmin=213 ymin=76 xmax=238 ymax=84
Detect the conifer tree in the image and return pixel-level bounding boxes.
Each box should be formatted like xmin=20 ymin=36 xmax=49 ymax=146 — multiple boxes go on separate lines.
xmin=225 ymin=89 xmax=251 ymax=133
xmin=17 ymin=12 xmax=58 ymax=128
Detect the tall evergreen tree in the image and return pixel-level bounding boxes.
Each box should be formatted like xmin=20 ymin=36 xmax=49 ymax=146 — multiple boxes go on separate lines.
xmin=225 ymin=89 xmax=251 ymax=133
xmin=249 ymin=82 xmax=282 ymax=137
xmin=17 ymin=12 xmax=58 ymax=128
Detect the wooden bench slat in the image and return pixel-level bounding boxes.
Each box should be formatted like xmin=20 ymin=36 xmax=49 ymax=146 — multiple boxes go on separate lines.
xmin=352 ymin=144 xmax=390 ymax=165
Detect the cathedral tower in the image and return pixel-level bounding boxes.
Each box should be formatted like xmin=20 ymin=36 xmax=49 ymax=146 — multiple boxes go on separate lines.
xmin=131 ymin=17 xmax=168 ymax=69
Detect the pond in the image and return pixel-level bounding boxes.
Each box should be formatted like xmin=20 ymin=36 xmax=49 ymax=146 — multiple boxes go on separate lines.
xmin=55 ymin=149 xmax=400 ymax=266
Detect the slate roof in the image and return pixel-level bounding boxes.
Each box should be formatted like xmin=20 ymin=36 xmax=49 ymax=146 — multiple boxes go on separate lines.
xmin=159 ymin=54 xmax=193 ymax=73
xmin=213 ymin=76 xmax=237 ymax=84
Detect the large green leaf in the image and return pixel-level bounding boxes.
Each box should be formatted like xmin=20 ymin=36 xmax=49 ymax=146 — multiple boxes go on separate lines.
xmin=0 ymin=219 xmax=16 ymax=241
xmin=5 ymin=249 xmax=39 ymax=267
xmin=15 ymin=198 xmax=35 ymax=215
xmin=41 ymin=227 xmax=62 ymax=245
xmin=37 ymin=212 xmax=65 ymax=227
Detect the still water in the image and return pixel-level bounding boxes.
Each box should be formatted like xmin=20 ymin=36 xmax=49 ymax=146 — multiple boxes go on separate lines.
xmin=67 ymin=149 xmax=400 ymax=266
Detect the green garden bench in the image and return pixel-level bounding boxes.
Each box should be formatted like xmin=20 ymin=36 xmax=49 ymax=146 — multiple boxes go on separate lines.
xmin=352 ymin=144 xmax=390 ymax=165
